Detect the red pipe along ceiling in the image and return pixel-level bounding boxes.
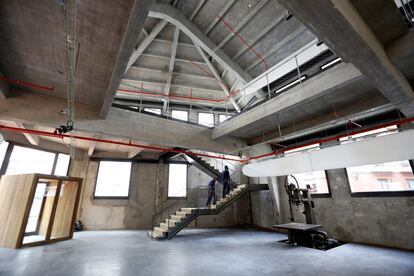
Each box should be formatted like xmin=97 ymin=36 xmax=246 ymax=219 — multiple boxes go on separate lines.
xmin=0 ymin=117 xmax=413 ymax=163
xmin=0 ymin=77 xmax=54 ymax=91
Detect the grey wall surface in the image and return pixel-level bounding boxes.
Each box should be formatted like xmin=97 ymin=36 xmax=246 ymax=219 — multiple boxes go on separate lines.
xmin=251 ymin=170 xmax=414 ymax=250
xmin=70 ymin=156 xmax=250 ymax=230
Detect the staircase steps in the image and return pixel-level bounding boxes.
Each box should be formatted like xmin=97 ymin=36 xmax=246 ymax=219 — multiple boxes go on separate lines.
xmin=149 ymin=184 xmax=266 ymax=241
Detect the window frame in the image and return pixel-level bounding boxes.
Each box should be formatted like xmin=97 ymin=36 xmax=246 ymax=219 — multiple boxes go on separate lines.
xmin=293 ymin=170 xmax=332 ymax=198
xmin=93 ymin=160 xmax=132 ymax=200
xmin=0 ymin=142 xmax=71 ymax=177
xmin=167 ymin=163 xmax=189 ymax=200
xmin=345 ymin=160 xmax=414 ymax=197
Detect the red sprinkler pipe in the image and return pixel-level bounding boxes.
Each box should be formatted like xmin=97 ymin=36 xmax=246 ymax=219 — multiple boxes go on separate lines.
xmin=0 ymin=77 xmax=54 ymax=92
xmin=216 ymin=15 xmax=269 ymax=71
xmin=0 ymin=117 xmax=413 ymax=163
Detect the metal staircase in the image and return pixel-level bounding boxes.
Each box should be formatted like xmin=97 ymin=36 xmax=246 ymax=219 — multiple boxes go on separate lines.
xmin=149 ymin=183 xmax=269 ymax=240
xmin=184 ymin=154 xmax=238 ymax=187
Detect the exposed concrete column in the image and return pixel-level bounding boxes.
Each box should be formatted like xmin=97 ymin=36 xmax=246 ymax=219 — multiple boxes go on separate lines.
xmin=278 ymin=0 xmax=414 ymax=117
xmin=245 ymin=144 xmax=281 ymax=219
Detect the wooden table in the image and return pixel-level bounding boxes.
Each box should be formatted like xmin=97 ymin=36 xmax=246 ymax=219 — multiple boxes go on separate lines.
xmin=273 ymin=223 xmax=322 ymax=245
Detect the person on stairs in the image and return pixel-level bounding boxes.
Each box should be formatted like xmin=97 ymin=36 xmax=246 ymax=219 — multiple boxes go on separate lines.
xmin=221 ymin=165 xmax=231 ymax=198
xmin=206 ymin=177 xmax=217 ymax=207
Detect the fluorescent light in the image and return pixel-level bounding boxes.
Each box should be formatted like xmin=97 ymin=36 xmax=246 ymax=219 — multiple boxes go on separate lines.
xmin=275 ymin=76 xmax=306 ymax=94
xmin=321 ymin=57 xmax=342 ymax=70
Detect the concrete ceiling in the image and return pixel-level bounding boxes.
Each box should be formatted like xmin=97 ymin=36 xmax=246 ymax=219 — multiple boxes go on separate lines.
xmin=115 ymin=0 xmax=318 ymax=110
xmin=0 ymin=0 xmax=144 ymax=113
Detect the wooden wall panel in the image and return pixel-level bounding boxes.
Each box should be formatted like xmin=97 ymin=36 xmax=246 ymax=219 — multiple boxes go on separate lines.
xmin=51 ymin=181 xmax=79 ymax=238
xmin=0 ymin=174 xmax=36 ymax=248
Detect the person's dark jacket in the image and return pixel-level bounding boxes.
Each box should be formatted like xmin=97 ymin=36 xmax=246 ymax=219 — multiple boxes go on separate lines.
xmin=221 ymin=170 xmax=230 ymax=182
xmin=208 ymin=179 xmax=216 ymax=188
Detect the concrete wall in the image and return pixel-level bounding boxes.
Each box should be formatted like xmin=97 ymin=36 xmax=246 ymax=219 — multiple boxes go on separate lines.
xmin=250 ymin=169 xmax=414 ymax=250
xmin=70 ymin=154 xmax=250 ymax=230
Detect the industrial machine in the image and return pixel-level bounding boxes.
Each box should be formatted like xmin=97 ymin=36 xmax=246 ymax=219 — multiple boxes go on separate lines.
xmin=280 ymin=175 xmax=340 ymax=250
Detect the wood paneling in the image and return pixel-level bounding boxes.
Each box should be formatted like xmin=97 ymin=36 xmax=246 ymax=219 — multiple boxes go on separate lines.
xmin=0 ymin=174 xmax=36 ymax=248
xmin=51 ymin=181 xmax=79 ymax=238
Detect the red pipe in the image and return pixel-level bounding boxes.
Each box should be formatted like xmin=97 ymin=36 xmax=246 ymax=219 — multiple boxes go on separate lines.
xmin=217 ymin=15 xmax=269 ymax=71
xmin=0 ymin=117 xmax=412 ymax=163
xmin=0 ymin=77 xmax=54 ymax=92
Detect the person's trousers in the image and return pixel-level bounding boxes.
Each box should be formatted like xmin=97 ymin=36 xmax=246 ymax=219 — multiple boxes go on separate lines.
xmin=206 ymin=188 xmax=216 ymax=205
xmin=222 ymin=181 xmax=230 ymax=198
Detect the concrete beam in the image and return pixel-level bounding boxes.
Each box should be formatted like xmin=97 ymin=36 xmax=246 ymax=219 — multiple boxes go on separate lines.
xmin=194 ymin=43 xmax=241 ymax=112
xmin=99 ymin=0 xmax=154 ymax=118
xmin=0 ymin=69 xmax=9 ymax=99
xmin=216 ymin=0 xmax=268 ymax=49
xmin=149 ymin=3 xmax=252 ymax=84
xmin=126 ymin=20 xmax=168 ymax=72
xmin=278 ymin=0 xmax=414 ymax=117
xmin=212 ymin=62 xmax=363 ymax=139
xmin=88 ymin=141 xmax=97 ymax=157
xmin=128 ymin=144 xmax=147 ymax=158
xmin=163 ymin=26 xmax=179 ymax=112
xmin=0 ymin=90 xmax=246 ymax=154
xmin=12 ymin=122 xmax=40 ymax=145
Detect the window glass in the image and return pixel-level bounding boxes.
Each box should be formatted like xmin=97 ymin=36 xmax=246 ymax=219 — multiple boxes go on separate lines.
xmin=144 ymin=108 xmax=162 ymax=115
xmin=292 ymin=171 xmax=329 ymax=194
xmin=171 ymin=110 xmax=188 ymax=121
xmin=6 ymin=146 xmax=55 ymax=175
xmin=198 ymin=112 xmax=214 ymax=127
xmin=346 ymin=160 xmax=414 ymax=192
xmin=54 ymin=154 xmax=70 ymax=176
xmin=94 ymin=161 xmax=132 ymax=197
xmin=339 ymin=125 xmax=397 ymax=144
xmin=219 ymin=114 xmax=231 ymax=123
xmin=168 ymin=164 xmax=187 ymax=198
xmin=284 ymin=143 xmax=320 ymax=156
xmin=0 ymin=141 xmax=9 ymax=169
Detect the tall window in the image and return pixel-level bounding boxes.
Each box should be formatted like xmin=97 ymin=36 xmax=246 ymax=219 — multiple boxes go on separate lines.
xmin=6 ymin=145 xmax=55 ymax=175
xmin=198 ymin=112 xmax=214 ymax=127
xmin=292 ymin=170 xmax=330 ymax=195
xmin=94 ymin=161 xmax=132 ymax=198
xmin=346 ymin=160 xmax=414 ymax=193
xmin=3 ymin=145 xmax=70 ymax=176
xmin=171 ymin=110 xmax=188 ymax=121
xmin=168 ymin=164 xmax=187 ymax=198
xmin=144 ymin=108 xmax=162 ymax=115
xmin=219 ymin=114 xmax=231 ymax=123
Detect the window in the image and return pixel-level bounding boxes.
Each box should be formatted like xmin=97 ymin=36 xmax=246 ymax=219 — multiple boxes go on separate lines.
xmin=171 ymin=110 xmax=188 ymax=121
xmin=219 ymin=114 xmax=231 ymax=123
xmin=54 ymin=154 xmax=71 ymax=176
xmin=292 ymin=170 xmax=330 ymax=195
xmin=6 ymin=145 xmax=56 ymax=175
xmin=168 ymin=164 xmax=187 ymax=198
xmin=94 ymin=161 xmax=132 ymax=198
xmin=144 ymin=108 xmax=161 ymax=115
xmin=407 ymin=179 xmax=414 ymax=190
xmin=346 ymin=160 xmax=414 ymax=194
xmin=3 ymin=144 xmax=70 ymax=176
xmin=339 ymin=125 xmax=398 ymax=144
xmin=198 ymin=112 xmax=214 ymax=127
xmin=284 ymin=143 xmax=320 ymax=156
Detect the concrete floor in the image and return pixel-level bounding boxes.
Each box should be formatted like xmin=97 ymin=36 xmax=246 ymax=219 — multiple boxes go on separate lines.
xmin=0 ymin=228 xmax=413 ymax=276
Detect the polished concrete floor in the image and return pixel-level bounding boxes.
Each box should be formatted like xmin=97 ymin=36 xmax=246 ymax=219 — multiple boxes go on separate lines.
xmin=0 ymin=228 xmax=413 ymax=276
